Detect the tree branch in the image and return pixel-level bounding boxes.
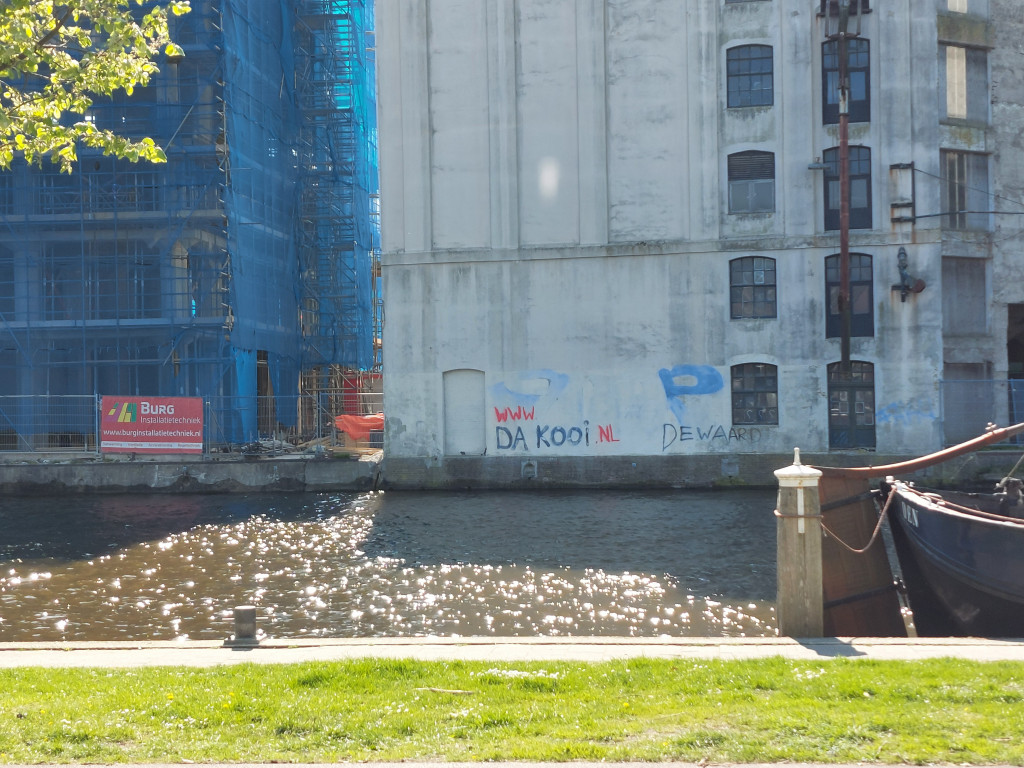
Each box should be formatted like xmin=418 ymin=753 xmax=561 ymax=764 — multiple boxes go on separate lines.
xmin=0 ymin=6 xmax=74 ymax=74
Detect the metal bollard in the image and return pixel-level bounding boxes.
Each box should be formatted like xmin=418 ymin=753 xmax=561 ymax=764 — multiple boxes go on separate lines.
xmin=225 ymin=605 xmax=258 ymax=647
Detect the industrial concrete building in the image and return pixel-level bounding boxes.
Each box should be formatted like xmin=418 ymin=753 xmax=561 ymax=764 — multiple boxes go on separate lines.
xmin=0 ymin=0 xmax=381 ymax=450
xmin=377 ymin=0 xmax=1024 ymax=486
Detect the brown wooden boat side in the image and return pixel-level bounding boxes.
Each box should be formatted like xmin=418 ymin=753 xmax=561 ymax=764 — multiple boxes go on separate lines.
xmin=814 ymin=423 xmax=1024 ymax=480
xmin=819 ymin=474 xmax=907 ymax=636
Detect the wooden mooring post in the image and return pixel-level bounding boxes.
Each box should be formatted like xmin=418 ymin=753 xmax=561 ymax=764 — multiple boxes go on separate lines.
xmin=775 ymin=448 xmax=824 ymax=637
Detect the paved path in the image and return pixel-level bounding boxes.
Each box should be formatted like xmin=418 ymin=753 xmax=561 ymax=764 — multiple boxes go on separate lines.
xmin=3 ymin=636 xmax=1024 ymax=667
xmin=0 ymin=765 xmax=925 ymax=768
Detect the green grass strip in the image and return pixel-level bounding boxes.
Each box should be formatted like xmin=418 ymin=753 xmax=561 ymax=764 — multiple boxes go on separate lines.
xmin=1 ymin=657 xmax=1024 ymax=764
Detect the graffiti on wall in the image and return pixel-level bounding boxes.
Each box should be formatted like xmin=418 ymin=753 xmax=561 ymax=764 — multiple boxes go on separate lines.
xmin=657 ymin=364 xmax=768 ymax=451
xmin=490 ymin=369 xmax=619 ymax=452
xmin=875 ymin=398 xmax=936 ymax=426
xmin=662 ymin=423 xmax=763 ymax=451
xmin=658 ymin=365 xmax=724 ymax=424
xmin=489 ymin=364 xmax=770 ymax=453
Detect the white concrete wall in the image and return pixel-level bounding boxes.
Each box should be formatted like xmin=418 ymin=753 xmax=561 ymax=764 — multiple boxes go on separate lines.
xmin=383 ymin=242 xmax=943 ymax=459
xmin=378 ymin=0 xmax=954 ymax=463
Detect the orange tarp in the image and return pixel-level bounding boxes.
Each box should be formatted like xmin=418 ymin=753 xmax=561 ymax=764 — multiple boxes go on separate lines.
xmin=334 ymin=413 xmax=384 ymax=441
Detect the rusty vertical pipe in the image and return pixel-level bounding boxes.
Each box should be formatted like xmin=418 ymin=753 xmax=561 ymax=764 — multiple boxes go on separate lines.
xmin=838 ymin=32 xmax=851 ymax=373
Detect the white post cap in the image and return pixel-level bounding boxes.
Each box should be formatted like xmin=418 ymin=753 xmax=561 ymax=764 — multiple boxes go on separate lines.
xmin=774 ymin=447 xmax=823 ymax=487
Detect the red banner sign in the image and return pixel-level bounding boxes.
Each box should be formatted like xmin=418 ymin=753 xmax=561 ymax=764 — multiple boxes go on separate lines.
xmin=100 ymin=396 xmax=204 ymax=454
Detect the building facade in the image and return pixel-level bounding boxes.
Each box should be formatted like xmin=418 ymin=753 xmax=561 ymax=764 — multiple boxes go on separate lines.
xmin=377 ymin=0 xmax=1024 ymax=485
xmin=0 ymin=0 xmax=380 ymax=449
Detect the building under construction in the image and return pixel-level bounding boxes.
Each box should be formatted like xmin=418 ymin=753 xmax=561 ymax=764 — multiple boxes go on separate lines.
xmin=0 ymin=0 xmax=381 ymax=448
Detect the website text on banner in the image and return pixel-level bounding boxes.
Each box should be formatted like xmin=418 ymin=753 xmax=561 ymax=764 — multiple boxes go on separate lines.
xmin=100 ymin=396 xmax=204 ymax=454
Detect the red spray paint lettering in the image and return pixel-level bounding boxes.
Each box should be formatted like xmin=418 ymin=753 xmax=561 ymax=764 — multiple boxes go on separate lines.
xmin=494 ymin=406 xmax=535 ymax=423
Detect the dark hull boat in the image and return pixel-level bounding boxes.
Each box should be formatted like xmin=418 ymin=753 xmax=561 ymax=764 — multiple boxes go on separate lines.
xmin=886 ymin=480 xmax=1024 ymax=637
xmin=815 ymin=422 xmax=1024 ymax=637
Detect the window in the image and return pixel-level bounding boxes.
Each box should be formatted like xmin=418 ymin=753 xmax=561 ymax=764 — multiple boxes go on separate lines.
xmin=42 ymin=240 xmax=161 ymax=322
xmin=942 ymin=257 xmax=987 ymax=335
xmin=727 ymin=45 xmax=773 ymax=107
xmin=820 ymin=0 xmax=870 ymax=12
xmin=731 ymin=363 xmax=778 ymax=425
xmin=828 ymin=361 xmax=875 ymax=449
xmin=822 ymin=38 xmax=870 ymax=124
xmin=0 ymin=253 xmax=13 ymax=319
xmin=0 ymin=171 xmax=13 ymax=215
xmin=728 ymin=151 xmax=774 ymax=213
xmin=940 ymin=44 xmax=988 ymax=123
xmin=948 ymin=0 xmax=967 ymax=10
xmin=825 ymin=253 xmax=874 ymax=338
xmin=730 ymin=257 xmax=777 ymax=318
xmin=823 ymin=146 xmax=872 ymax=230
xmin=944 ymin=363 xmax=995 ymax=445
xmin=941 ymin=150 xmax=989 ymax=231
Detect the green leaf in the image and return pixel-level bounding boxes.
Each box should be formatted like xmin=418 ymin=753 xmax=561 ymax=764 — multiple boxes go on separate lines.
xmin=0 ymin=0 xmax=189 ymax=170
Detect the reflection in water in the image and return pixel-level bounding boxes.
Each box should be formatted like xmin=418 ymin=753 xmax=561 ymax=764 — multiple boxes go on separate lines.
xmin=0 ymin=489 xmax=777 ymax=641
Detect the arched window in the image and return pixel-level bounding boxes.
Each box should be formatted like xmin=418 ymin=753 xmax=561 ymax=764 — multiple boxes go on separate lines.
xmin=729 ymin=256 xmax=777 ymax=319
xmin=823 ymin=38 xmax=870 ymax=124
xmin=727 ymin=45 xmax=774 ymax=107
xmin=827 ymin=361 xmax=875 ymax=449
xmin=823 ymin=146 xmax=872 ymax=230
xmin=731 ymin=363 xmax=779 ymax=425
xmin=728 ymin=151 xmax=775 ymax=213
xmin=825 ymin=253 xmax=874 ymax=338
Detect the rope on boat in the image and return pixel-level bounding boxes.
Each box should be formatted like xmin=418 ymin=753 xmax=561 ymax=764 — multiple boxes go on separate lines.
xmin=1005 ymin=450 xmax=1024 ymax=482
xmin=914 ymin=491 xmax=1024 ymax=522
xmin=820 ymin=484 xmax=898 ymax=555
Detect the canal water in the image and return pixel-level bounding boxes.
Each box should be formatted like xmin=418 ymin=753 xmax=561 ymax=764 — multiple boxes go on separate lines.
xmin=0 ymin=489 xmax=778 ymax=642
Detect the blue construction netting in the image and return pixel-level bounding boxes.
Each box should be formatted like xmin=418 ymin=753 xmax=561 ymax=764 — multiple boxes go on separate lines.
xmin=296 ymin=0 xmax=376 ymax=374
xmin=0 ymin=0 xmax=379 ymax=449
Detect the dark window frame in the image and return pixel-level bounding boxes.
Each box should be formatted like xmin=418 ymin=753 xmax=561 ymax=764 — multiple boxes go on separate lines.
xmin=822 ymin=38 xmax=870 ymax=124
xmin=0 ymin=253 xmax=13 ymax=319
xmin=825 ymin=252 xmax=874 ymax=338
xmin=940 ymin=43 xmax=988 ymax=124
xmin=827 ymin=360 xmax=875 ymax=449
xmin=729 ymin=256 xmax=777 ymax=319
xmin=727 ymin=45 xmax=774 ymax=108
xmin=820 ymin=0 xmax=870 ymax=13
xmin=941 ymin=149 xmax=990 ymax=231
xmin=731 ymin=363 xmax=779 ymax=426
xmin=823 ymin=145 xmax=872 ymax=230
xmin=728 ymin=150 xmax=775 ymax=214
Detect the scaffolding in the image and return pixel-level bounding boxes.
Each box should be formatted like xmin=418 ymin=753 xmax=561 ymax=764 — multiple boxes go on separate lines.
xmin=295 ymin=0 xmax=377 ymax=385
xmin=0 ymin=0 xmax=380 ymax=449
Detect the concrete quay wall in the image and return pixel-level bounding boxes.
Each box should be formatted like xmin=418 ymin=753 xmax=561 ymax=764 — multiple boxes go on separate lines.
xmin=376 ymin=449 xmax=1021 ymax=491
xmin=0 ymin=454 xmax=382 ymax=496
xmin=1 ymin=449 xmax=1021 ymax=494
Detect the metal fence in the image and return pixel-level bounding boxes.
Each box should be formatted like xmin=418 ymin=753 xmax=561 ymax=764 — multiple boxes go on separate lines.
xmin=0 ymin=392 xmax=385 ymax=454
xmin=940 ymin=378 xmax=1024 ymax=446
xmin=0 ymin=395 xmax=99 ymax=452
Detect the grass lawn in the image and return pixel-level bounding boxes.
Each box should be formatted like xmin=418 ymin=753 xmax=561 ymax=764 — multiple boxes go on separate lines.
xmin=2 ymin=657 xmax=1024 ymax=764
